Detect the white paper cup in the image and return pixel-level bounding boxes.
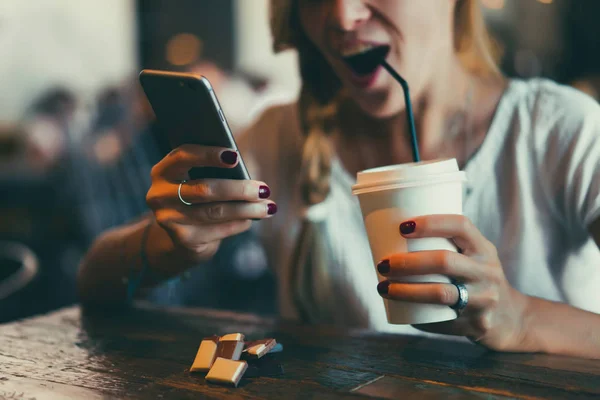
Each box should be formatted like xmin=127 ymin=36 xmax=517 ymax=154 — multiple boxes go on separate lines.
xmin=352 ymin=158 xmax=467 ymax=325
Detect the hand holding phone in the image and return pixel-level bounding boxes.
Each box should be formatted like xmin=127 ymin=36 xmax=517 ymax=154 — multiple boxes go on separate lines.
xmin=139 ymin=70 xmax=276 ymax=265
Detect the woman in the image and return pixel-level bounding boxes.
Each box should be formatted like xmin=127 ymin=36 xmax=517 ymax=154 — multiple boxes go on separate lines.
xmin=78 ymin=0 xmax=600 ymax=358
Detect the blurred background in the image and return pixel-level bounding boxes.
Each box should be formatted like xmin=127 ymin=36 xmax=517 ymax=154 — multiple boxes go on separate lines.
xmin=0 ymin=0 xmax=599 ymax=323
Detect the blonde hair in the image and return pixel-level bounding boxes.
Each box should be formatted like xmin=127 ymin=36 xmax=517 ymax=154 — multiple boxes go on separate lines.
xmin=270 ymin=0 xmax=500 ymax=207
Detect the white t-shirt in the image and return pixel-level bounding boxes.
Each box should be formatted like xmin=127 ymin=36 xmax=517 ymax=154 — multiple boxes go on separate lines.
xmin=237 ymin=78 xmax=600 ymax=335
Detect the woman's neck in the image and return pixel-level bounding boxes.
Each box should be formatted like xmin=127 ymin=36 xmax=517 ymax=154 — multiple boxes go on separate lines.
xmin=334 ymin=58 xmax=505 ymax=176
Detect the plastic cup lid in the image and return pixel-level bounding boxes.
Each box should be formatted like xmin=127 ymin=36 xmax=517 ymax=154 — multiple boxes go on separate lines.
xmin=352 ymin=158 xmax=465 ymax=195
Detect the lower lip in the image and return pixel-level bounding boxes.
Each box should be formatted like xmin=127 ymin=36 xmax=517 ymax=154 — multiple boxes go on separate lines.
xmin=348 ymin=66 xmax=382 ymax=89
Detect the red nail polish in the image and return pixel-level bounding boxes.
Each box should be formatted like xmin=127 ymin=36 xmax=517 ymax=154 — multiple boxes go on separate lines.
xmin=220 ymin=151 xmax=238 ymax=165
xmin=259 ymin=185 xmax=271 ymax=199
xmin=400 ymin=221 xmax=416 ymax=235
xmin=377 ymin=260 xmax=390 ymax=275
xmin=377 ymin=281 xmax=390 ymax=295
xmin=267 ymin=203 xmax=278 ymax=215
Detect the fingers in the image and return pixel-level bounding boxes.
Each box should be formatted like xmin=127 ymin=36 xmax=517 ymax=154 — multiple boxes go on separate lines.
xmin=147 ymin=179 xmax=271 ymax=207
xmin=178 ymin=179 xmax=271 ymax=204
xmin=156 ymin=209 xmax=253 ymax=244
xmin=152 ymin=145 xmax=240 ymax=180
xmin=377 ymin=281 xmax=496 ymax=312
xmin=399 ymin=215 xmax=494 ymax=256
xmin=377 ymin=250 xmax=480 ymax=282
xmin=187 ymin=201 xmax=277 ymax=223
xmin=377 ymin=281 xmax=461 ymax=306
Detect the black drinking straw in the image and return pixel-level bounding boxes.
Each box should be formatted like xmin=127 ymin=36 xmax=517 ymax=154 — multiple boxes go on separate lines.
xmin=345 ymin=45 xmax=421 ymax=162
xmin=380 ymin=61 xmax=421 ymax=162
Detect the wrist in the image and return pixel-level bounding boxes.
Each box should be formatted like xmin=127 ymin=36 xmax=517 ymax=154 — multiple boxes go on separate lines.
xmin=517 ymin=294 xmax=545 ymax=354
xmin=127 ymin=220 xmax=184 ymax=296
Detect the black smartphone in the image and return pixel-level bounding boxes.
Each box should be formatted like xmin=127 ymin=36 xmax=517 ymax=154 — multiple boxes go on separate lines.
xmin=139 ymin=69 xmax=250 ymax=180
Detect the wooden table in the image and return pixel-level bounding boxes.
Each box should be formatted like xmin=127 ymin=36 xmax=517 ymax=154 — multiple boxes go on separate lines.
xmin=1 ymin=304 xmax=599 ymax=399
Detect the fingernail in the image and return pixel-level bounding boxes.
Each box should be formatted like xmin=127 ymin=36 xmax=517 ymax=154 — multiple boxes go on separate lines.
xmin=400 ymin=221 xmax=416 ymax=235
xmin=259 ymin=185 xmax=271 ymax=199
xmin=267 ymin=203 xmax=278 ymax=215
xmin=377 ymin=281 xmax=390 ymax=295
xmin=377 ymin=260 xmax=390 ymax=275
xmin=220 ymin=150 xmax=238 ymax=165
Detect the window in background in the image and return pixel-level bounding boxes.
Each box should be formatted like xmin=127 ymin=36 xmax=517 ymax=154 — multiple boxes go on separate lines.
xmin=0 ymin=0 xmax=137 ymax=123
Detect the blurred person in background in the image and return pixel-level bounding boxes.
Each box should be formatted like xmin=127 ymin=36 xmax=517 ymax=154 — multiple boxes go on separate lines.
xmin=79 ymin=0 xmax=600 ymax=359
xmin=21 ymin=88 xmax=76 ymax=173
xmin=0 ymin=88 xmax=80 ymax=321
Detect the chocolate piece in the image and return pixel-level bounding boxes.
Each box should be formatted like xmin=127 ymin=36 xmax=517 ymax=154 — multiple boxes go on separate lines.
xmin=205 ymin=357 xmax=248 ymax=387
xmin=220 ymin=333 xmax=245 ymax=341
xmin=215 ymin=340 xmax=244 ymax=361
xmin=244 ymin=339 xmax=277 ymax=359
xmin=190 ymin=335 xmax=219 ymax=372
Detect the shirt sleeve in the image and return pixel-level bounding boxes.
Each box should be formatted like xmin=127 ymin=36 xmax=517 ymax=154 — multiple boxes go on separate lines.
xmin=534 ymin=84 xmax=600 ymax=236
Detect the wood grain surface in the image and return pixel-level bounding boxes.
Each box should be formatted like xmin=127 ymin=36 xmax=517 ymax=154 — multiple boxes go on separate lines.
xmin=0 ymin=303 xmax=599 ymax=399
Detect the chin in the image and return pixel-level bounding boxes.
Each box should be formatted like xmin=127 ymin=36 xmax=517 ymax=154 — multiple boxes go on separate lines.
xmin=354 ymin=93 xmax=405 ymax=119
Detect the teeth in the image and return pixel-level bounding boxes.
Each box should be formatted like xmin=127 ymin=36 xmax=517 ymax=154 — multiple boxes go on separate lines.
xmin=341 ymin=43 xmax=376 ymax=57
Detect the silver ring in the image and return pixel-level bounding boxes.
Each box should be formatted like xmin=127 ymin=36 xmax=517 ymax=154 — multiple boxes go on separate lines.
xmin=178 ymin=180 xmax=193 ymax=206
xmin=451 ymin=283 xmax=469 ymax=314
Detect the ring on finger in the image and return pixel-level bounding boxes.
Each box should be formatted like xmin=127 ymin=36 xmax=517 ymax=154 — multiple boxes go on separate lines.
xmin=450 ymin=282 xmax=469 ymax=315
xmin=178 ymin=180 xmax=193 ymax=206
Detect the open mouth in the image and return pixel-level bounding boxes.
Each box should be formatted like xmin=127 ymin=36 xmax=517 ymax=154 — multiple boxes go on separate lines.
xmin=342 ymin=45 xmax=390 ymax=76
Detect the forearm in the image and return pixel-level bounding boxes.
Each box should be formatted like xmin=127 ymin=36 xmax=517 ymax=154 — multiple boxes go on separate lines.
xmin=521 ymin=296 xmax=600 ymax=359
xmin=77 ymin=215 xmax=201 ymax=307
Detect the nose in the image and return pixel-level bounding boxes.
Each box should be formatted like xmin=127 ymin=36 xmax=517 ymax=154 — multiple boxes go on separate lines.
xmin=330 ymin=0 xmax=371 ymax=32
